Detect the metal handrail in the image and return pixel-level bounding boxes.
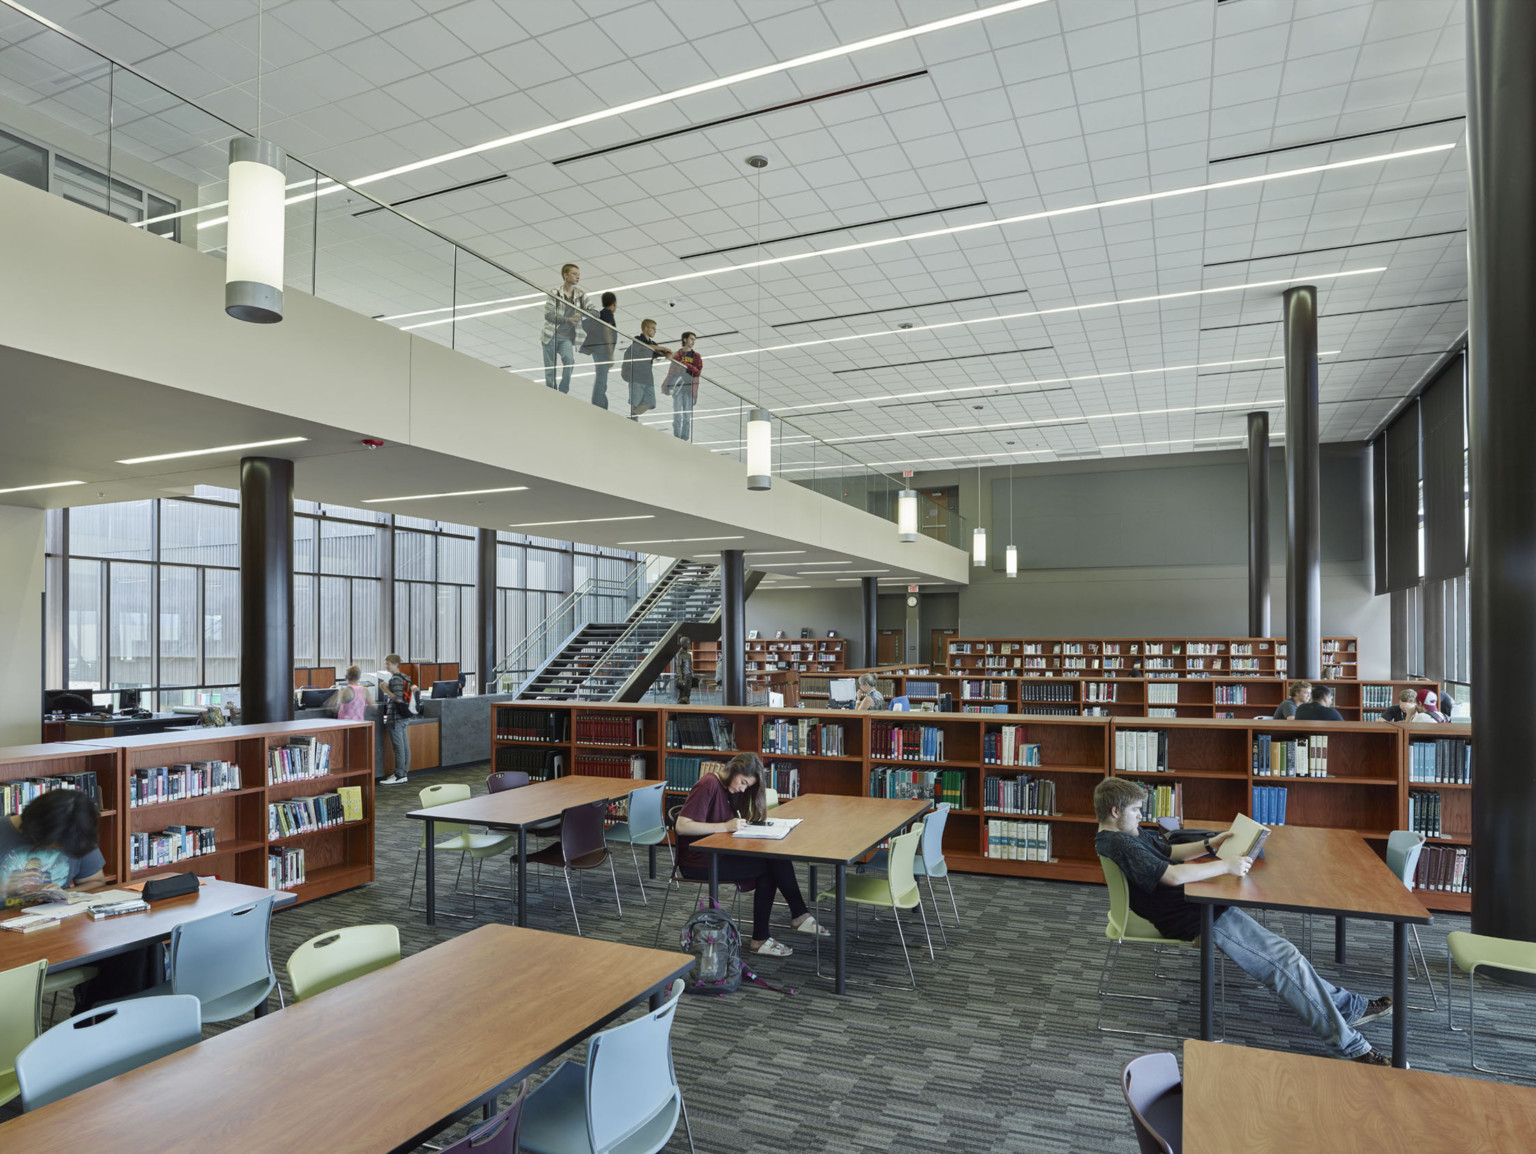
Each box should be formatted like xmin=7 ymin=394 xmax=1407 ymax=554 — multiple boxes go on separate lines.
xmin=574 ymin=573 xmax=721 ymax=697
xmin=493 ymin=573 xmax=640 ymax=684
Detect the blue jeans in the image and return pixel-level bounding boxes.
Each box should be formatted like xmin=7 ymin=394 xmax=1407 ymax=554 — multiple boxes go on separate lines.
xmin=386 ymin=721 xmax=410 ymax=778
xmin=1210 ymin=908 xmax=1369 ymax=1057
xmin=671 ymin=386 xmax=694 ymax=441
xmin=590 ymin=357 xmax=610 ymax=409
xmin=542 ymin=335 xmax=574 ymax=392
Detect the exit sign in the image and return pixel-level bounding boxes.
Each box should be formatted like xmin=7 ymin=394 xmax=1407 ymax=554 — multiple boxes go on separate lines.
xmin=908 ymin=585 xmax=919 ymax=593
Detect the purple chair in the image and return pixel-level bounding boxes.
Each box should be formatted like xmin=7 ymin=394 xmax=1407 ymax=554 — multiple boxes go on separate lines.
xmin=525 ymin=803 xmax=623 ymax=935
xmin=1121 ymin=1051 xmax=1182 ymax=1154
xmin=486 ymin=771 xmax=559 ymax=836
xmin=438 ymin=1083 xmax=526 ymax=1154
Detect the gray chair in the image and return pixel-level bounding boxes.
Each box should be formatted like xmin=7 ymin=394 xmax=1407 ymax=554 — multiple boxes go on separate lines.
xmin=605 ymin=782 xmax=671 ymax=904
xmin=1121 ymin=1051 xmax=1182 ymax=1154
xmin=1384 ymin=830 xmax=1438 ymax=1010
xmin=16 ymin=994 xmax=201 ymax=1111
xmin=123 ymin=895 xmax=281 ymax=1023
xmin=525 ymin=802 xmax=624 ymax=936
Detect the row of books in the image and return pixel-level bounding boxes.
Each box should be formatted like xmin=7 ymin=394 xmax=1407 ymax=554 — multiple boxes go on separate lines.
xmin=1115 ymin=730 xmax=1169 ymax=773
xmin=983 ymin=819 xmax=1053 ymax=861
xmin=1252 ymin=786 xmax=1288 ymax=826
xmin=1408 ymin=791 xmax=1447 ymax=838
xmin=869 ymin=723 xmax=946 ymax=763
xmin=666 ymin=715 xmax=737 ymax=751
xmin=1361 ymin=685 xmax=1396 ymax=709
xmin=1146 ymin=685 xmax=1177 ymax=704
xmin=1087 ymin=682 xmax=1121 ymax=702
xmin=1415 ymin=845 xmax=1471 ymax=893
xmin=763 ymin=762 xmax=801 ymax=799
xmin=496 ymin=709 xmax=568 ymax=743
xmin=268 ymin=846 xmax=305 ymax=890
xmin=761 ymin=719 xmax=846 ymax=756
xmin=269 ymin=788 xmax=360 ymax=838
xmin=961 ymin=680 xmax=1008 ymax=700
xmin=1214 ymin=685 xmax=1249 ymax=704
xmin=664 ymin=756 xmax=721 ymax=791
xmin=268 ymin=738 xmax=333 ymax=784
xmin=962 ymin=703 xmax=1011 ymax=714
xmin=493 ymin=746 xmax=563 ymax=780
xmin=1141 ymin=782 xmax=1182 ymax=821
xmin=1252 ymin=735 xmax=1330 ymax=777
xmin=1408 ymin=738 xmax=1471 ymax=783
xmin=984 ymin=773 xmax=1056 ymax=816
xmin=982 ymin=727 xmax=1041 ymax=767
xmin=1018 ymin=706 xmax=1074 ymax=716
xmin=1147 ymin=708 xmax=1176 ymax=718
xmin=130 ymin=825 xmax=215 ymax=872
xmin=869 ymin=766 xmax=966 ymax=809
xmin=573 ymin=753 xmax=648 ymax=779
xmin=129 ymin=760 xmax=241 ymax=808
xmin=573 ymin=714 xmax=645 ymax=747
xmin=2 ymin=771 xmax=101 ymax=816
xmin=905 ymin=680 xmax=941 ymax=699
xmin=1020 ymin=683 xmax=1076 ymax=702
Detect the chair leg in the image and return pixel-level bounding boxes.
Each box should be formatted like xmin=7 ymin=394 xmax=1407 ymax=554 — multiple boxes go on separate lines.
xmin=1409 ymin=925 xmax=1439 ymax=1011
xmin=607 ymin=855 xmax=625 ymax=919
xmin=680 ymin=1095 xmax=697 ymax=1154
xmin=943 ymin=873 xmax=959 ymax=924
xmin=563 ymin=867 xmax=582 ymax=936
xmin=652 ymin=878 xmax=675 ymax=948
xmin=890 ymin=906 xmax=916 ymax=990
xmin=627 ymin=841 xmax=649 ymax=906
xmin=924 ymin=876 xmax=948 ymax=946
xmin=407 ymin=848 xmax=474 ymax=919
xmin=915 ymin=898 xmax=935 ymax=962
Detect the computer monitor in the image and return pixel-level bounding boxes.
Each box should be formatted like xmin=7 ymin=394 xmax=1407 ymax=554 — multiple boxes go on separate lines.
xmin=298 ymin=687 xmax=335 ymax=710
xmin=432 ymin=680 xmax=461 ymax=699
xmin=45 ymin=689 xmax=102 ymax=716
xmin=118 ymin=689 xmax=141 ymax=713
xmin=828 ymin=678 xmax=856 ymax=706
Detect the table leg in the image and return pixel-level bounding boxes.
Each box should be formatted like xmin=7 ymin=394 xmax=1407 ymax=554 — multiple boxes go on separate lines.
xmin=835 ymin=863 xmax=847 ymax=996
xmin=516 ymin=827 xmax=528 ymax=928
xmin=649 ymin=987 xmax=664 ymax=1012
xmin=1335 ymin=916 xmax=1347 ymax=964
xmin=709 ymin=853 xmax=719 ymax=905
xmin=1392 ymin=922 xmax=1409 ymax=1068
xmin=425 ymin=817 xmax=437 ymax=927
xmin=809 ymin=864 xmax=818 ymax=901
xmin=649 ymin=845 xmax=657 ymax=880
xmin=1199 ymin=904 xmax=1215 ymax=1041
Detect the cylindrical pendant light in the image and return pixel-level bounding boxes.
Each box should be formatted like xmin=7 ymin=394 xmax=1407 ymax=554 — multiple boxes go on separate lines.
xmin=1006 ymin=544 xmax=1018 ymax=577
xmin=973 ymin=524 xmax=987 ymax=566
xmin=225 ymin=136 xmax=286 ymax=323
xmin=747 ymin=407 xmax=772 ymax=490
xmin=1006 ymin=459 xmax=1018 ymax=578
xmin=897 ymin=489 xmax=918 ymax=542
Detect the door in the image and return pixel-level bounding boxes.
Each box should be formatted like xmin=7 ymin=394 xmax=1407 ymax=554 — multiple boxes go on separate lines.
xmin=877 ymin=629 xmax=903 ymax=665
xmin=931 ymin=628 xmax=957 ymax=669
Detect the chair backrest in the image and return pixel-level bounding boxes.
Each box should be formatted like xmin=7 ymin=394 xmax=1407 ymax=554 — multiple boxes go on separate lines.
xmin=1385 ymin=830 xmax=1427 ymax=890
xmin=419 ymin=782 xmax=474 ymax=844
xmin=919 ymin=802 xmax=951 ymax=870
xmin=16 ymin=994 xmax=202 ymax=1111
xmin=561 ymin=802 xmax=609 ymax=868
xmin=169 ymin=894 xmax=277 ymax=1007
xmin=890 ymin=696 xmax=911 ymax=711
xmin=1099 ymin=855 xmax=1133 ymax=940
xmin=585 ymin=979 xmax=686 ymax=1153
xmin=1121 ymin=1051 xmax=1182 ymax=1154
xmin=486 ymin=770 xmax=531 ymax=794
xmin=287 ymin=924 xmax=401 ymax=1002
xmin=440 ymin=1082 xmax=527 ymax=1154
xmin=885 ymin=829 xmax=922 ymax=905
xmin=764 ymin=787 xmax=780 ymax=811
xmin=625 ymin=782 xmax=666 ymax=837
xmin=0 ymin=959 xmax=46 ymax=1101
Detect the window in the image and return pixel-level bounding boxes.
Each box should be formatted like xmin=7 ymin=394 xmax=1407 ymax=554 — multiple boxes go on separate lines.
xmin=0 ymin=124 xmax=182 ymax=241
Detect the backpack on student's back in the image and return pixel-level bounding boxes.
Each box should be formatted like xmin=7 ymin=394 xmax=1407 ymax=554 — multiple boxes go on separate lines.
xmin=680 ymin=904 xmax=742 ymax=995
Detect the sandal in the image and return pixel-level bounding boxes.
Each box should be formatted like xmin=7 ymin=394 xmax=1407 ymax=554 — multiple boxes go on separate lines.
xmin=793 ymin=916 xmax=831 ymax=937
xmin=750 ymin=937 xmax=793 ymax=957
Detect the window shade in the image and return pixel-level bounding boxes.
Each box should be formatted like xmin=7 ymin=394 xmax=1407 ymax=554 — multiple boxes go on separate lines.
xmin=1420 ymin=352 xmax=1467 ymax=581
xmin=1383 ymin=402 xmax=1422 ymax=593
xmin=1372 ymin=435 xmax=1388 ymax=595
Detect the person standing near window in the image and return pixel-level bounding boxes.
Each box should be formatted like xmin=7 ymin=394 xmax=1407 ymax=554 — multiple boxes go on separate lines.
xmin=541 ymin=263 xmax=589 ymax=394
xmin=327 ymin=664 xmax=372 ymax=721
xmin=661 ymin=332 xmax=702 ymax=441
xmin=379 ymin=654 xmax=412 ymax=785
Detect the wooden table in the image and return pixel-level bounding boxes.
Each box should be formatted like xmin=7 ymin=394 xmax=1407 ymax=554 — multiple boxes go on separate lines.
xmin=1185 ymin=825 xmax=1431 ymax=1067
xmin=405 ymin=776 xmax=663 ymax=927
xmin=689 ymin=794 xmax=931 ymax=994
xmin=1182 ymin=1039 xmax=1536 ymax=1152
xmin=0 ymin=879 xmax=295 ymax=976
xmin=0 ymin=924 xmax=692 ymax=1154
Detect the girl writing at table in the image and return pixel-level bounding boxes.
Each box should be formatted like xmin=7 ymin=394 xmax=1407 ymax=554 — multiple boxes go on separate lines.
xmin=675 ymin=752 xmax=827 ymax=957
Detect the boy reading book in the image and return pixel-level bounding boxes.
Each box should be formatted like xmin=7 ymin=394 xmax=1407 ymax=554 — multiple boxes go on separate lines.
xmin=1092 ymin=777 xmax=1394 ymax=1065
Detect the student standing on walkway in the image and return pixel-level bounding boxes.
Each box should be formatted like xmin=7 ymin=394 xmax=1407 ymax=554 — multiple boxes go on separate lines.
xmin=541 ymin=263 xmax=589 ymax=393
xmin=661 ymin=331 xmax=702 ymax=441
xmin=581 ymin=291 xmax=619 ymax=409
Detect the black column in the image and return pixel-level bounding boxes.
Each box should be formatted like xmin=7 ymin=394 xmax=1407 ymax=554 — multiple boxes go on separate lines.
xmin=1247 ymin=411 xmax=1271 ymax=637
xmin=1468 ymin=0 xmax=1536 ymax=952
xmin=477 ymin=528 xmax=497 ymax=694
xmin=239 ymin=457 xmax=293 ymax=725
xmin=861 ymin=577 xmax=878 ymax=669
xmin=720 ymin=549 xmax=746 ymax=706
xmin=1283 ymin=285 xmax=1321 ymax=681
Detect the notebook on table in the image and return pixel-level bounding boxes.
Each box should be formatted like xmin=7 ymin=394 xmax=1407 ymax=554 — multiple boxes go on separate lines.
xmin=731 ymin=818 xmax=803 ymax=840
xmin=1216 ymin=813 xmax=1272 ymax=860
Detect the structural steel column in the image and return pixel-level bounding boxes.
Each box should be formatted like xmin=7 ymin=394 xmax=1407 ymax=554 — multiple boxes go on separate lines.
xmin=1468 ymin=0 xmax=1536 ymax=951
xmin=477 ymin=528 xmax=497 ymax=694
xmin=239 ymin=457 xmax=293 ymax=725
xmin=1283 ymin=285 xmax=1321 ymax=681
xmin=861 ymin=577 xmax=878 ymax=669
xmin=720 ymin=549 xmax=746 ymax=706
xmin=1247 ymin=411 xmax=1271 ymax=638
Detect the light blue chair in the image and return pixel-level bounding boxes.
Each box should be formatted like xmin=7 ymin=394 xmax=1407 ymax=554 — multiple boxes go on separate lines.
xmin=519 ymin=978 xmax=694 ymax=1154
xmin=890 ymin=696 xmax=911 ymax=711
xmin=123 ymin=894 xmax=281 ymax=1023
xmin=605 ymin=783 xmax=671 ymax=905
xmin=16 ymin=994 xmax=201 ymax=1111
xmin=1384 ymin=830 xmax=1438 ymax=1010
xmin=859 ymin=802 xmax=960 ymax=942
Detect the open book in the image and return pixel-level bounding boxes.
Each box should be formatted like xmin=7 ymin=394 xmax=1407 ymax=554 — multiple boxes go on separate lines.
xmin=731 ymin=817 xmax=803 ymax=840
xmin=1216 ymin=813 xmax=1272 ymax=860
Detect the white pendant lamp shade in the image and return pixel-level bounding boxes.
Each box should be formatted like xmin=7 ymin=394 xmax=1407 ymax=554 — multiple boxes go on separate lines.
xmin=897 ymin=489 xmax=918 ymax=542
xmin=972 ymin=525 xmax=987 ymax=566
xmin=225 ymin=137 xmax=286 ymax=323
xmin=746 ymin=407 xmax=772 ymax=490
xmin=1006 ymin=543 xmax=1018 ymax=577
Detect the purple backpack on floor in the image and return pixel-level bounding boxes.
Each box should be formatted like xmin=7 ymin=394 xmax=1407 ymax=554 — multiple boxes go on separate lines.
xmin=680 ymin=904 xmax=741 ymax=995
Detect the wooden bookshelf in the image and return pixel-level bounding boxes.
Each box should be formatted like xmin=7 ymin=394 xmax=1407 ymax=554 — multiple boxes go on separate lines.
xmin=0 ymin=743 xmax=123 ymax=886
xmin=945 ymin=636 xmax=1359 ymax=680
xmin=693 ymin=638 xmax=847 ymax=691
xmin=1398 ymin=721 xmax=1472 ymax=912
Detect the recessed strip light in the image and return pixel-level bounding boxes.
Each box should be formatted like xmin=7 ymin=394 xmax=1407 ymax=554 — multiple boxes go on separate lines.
xmin=135 ymin=175 xmax=338 ymax=229
xmin=1098 ymin=436 xmax=1251 ymax=450
xmin=616 ymin=536 xmax=747 ymax=545
xmin=117 ymin=437 xmax=308 ymax=465
xmin=801 ymin=569 xmax=888 ymax=575
xmin=363 ymin=486 xmax=529 ymax=503
xmin=0 ymin=479 xmax=86 ymax=495
xmin=508 ymin=515 xmax=656 ymax=528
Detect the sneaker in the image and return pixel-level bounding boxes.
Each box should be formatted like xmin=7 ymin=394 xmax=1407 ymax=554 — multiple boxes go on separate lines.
xmin=379 ymin=774 xmax=409 ymax=786
xmin=1353 ymin=996 xmax=1393 ymax=1027
xmin=1351 ymin=1049 xmax=1391 ymax=1066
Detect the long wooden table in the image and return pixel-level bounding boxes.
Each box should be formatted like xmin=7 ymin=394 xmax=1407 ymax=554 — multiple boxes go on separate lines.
xmin=1 ymin=924 xmax=692 ymax=1153
xmin=405 ymin=776 xmax=663 ymax=927
xmin=689 ymin=794 xmax=931 ymax=994
xmin=1184 ymin=825 xmax=1431 ymax=1067
xmin=1182 ymin=1039 xmax=1536 ymax=1152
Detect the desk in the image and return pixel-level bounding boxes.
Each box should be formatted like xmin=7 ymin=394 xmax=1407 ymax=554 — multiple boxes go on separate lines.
xmin=406 ymin=776 xmax=662 ymax=927
xmin=690 ymin=794 xmax=930 ymax=995
xmin=60 ymin=713 xmax=191 ymax=741
xmin=0 ymin=879 xmax=295 ymax=975
xmin=1185 ymin=825 xmax=1430 ymax=1067
xmin=0 ymin=924 xmax=692 ymax=1154
xmin=1182 ymin=1039 xmax=1536 ymax=1153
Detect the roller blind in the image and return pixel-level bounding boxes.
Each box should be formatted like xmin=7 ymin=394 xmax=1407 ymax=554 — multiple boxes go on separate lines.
xmin=1420 ymin=352 xmax=1467 ymax=581
xmin=1372 ymin=435 xmax=1388 ymax=595
xmin=1383 ymin=402 xmax=1422 ymax=593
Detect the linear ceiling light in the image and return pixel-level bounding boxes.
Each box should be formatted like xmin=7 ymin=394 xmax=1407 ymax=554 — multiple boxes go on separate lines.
xmin=805 ymin=569 xmax=888 ymax=575
xmin=616 ymin=536 xmax=747 ymax=545
xmin=508 ymin=515 xmax=655 ymax=528
xmin=363 ymin=486 xmax=529 ymax=503
xmin=116 ymin=436 xmax=307 ymax=464
xmin=0 ymin=479 xmax=85 ymax=494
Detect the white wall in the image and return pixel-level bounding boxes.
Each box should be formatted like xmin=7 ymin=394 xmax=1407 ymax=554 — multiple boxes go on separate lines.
xmin=746 ymin=587 xmax=867 ymax=664
xmin=0 ymin=506 xmax=45 ymax=744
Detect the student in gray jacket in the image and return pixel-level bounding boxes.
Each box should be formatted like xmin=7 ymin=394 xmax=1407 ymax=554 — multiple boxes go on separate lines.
xmin=621 ymin=317 xmax=671 ymax=418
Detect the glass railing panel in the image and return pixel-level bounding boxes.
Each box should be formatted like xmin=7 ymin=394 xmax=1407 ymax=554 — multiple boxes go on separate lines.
xmin=0 ymin=24 xmax=112 ymax=210
xmin=315 ymin=202 xmax=459 ymax=348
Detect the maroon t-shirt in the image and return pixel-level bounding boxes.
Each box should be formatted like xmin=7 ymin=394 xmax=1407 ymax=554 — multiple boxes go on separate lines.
xmin=677 ymin=773 xmax=735 ymax=872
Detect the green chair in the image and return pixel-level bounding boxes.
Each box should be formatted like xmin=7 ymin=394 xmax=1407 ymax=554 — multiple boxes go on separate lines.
xmin=1097 ymin=855 xmax=1223 ymax=1039
xmin=1446 ymin=931 xmax=1536 ymax=1078
xmin=815 ymin=828 xmax=933 ymax=989
xmin=407 ymin=783 xmax=518 ymax=919
xmin=287 ymin=925 xmax=401 ymax=1002
xmin=41 ymin=966 xmax=97 ymax=1020
xmin=0 ymin=959 xmax=46 ymax=1107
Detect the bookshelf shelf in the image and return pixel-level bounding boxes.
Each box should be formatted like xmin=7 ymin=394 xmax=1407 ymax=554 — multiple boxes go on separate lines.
xmin=268 ymin=820 xmax=372 ymax=847
xmin=128 ymin=785 xmax=266 ymax=810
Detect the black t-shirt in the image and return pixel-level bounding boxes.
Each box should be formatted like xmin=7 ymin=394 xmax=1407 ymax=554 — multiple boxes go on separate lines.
xmin=1095 ymin=828 xmax=1225 ymax=941
xmin=1294 ymin=702 xmax=1343 ymax=722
